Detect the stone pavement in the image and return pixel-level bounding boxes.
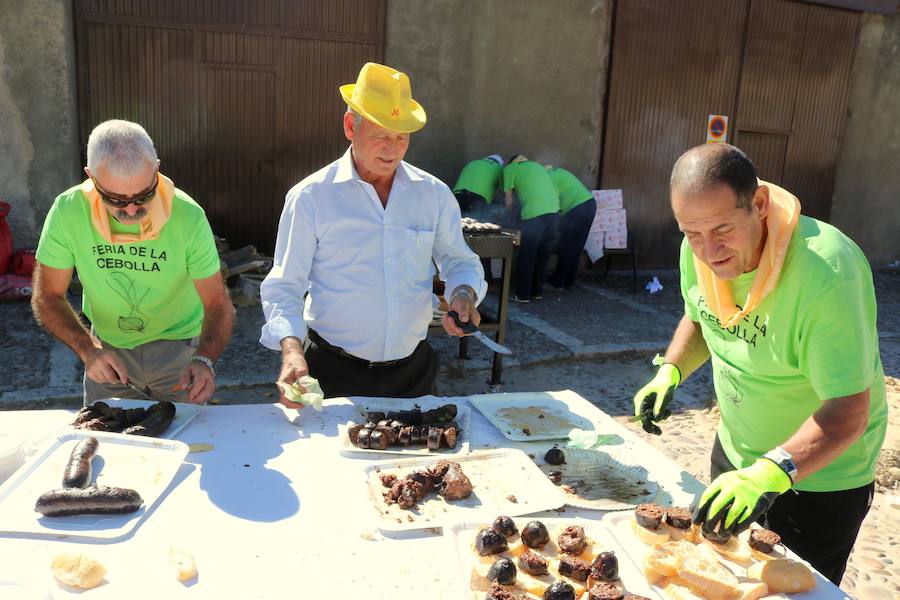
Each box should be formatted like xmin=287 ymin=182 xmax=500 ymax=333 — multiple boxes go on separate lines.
xmin=1 ymin=267 xmax=897 ymax=409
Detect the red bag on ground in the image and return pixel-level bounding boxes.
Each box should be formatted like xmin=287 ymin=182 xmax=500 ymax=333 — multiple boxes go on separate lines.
xmin=0 ymin=274 xmax=32 ymax=301
xmin=0 ymin=202 xmax=12 ymax=274
xmin=12 ymin=249 xmax=36 ymax=276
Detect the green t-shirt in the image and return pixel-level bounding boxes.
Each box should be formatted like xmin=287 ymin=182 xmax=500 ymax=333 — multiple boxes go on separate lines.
xmin=549 ymin=168 xmax=593 ymax=216
xmin=680 ymin=216 xmax=887 ymax=492
xmin=502 ymin=161 xmax=560 ymax=220
xmin=452 ymin=159 xmax=502 ymax=204
xmin=36 ymin=184 xmax=221 ymax=349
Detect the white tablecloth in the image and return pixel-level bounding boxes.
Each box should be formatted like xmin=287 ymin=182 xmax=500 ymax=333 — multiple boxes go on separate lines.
xmin=0 ymin=396 xmax=801 ymax=598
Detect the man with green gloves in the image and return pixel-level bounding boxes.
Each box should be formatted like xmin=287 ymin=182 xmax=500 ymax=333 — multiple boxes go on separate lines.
xmin=632 ymin=143 xmax=886 ymax=584
xmin=503 ymin=155 xmax=560 ymax=302
xmin=452 ymin=155 xmax=503 ymax=213
xmin=546 ymin=166 xmax=596 ymax=290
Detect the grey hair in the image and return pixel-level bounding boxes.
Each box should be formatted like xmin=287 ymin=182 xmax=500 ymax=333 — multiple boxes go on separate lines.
xmin=86 ymin=119 xmax=158 ymax=177
xmin=346 ymin=106 xmax=363 ymax=130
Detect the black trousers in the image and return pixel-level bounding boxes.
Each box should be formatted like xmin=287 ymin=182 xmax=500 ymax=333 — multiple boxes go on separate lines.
xmin=516 ymin=212 xmax=559 ymax=299
xmin=549 ymin=198 xmax=596 ymax=289
xmin=303 ymin=332 xmax=439 ymax=399
xmin=710 ymin=436 xmax=874 ymax=585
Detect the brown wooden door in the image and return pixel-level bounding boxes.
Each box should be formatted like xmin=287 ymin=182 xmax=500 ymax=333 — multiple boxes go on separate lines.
xmin=74 ymin=0 xmax=385 ymax=252
xmin=601 ymin=0 xmax=860 ymax=266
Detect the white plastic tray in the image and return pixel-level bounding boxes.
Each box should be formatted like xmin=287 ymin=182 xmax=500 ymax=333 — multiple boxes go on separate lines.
xmin=447 ymin=517 xmax=664 ymax=600
xmin=339 ymin=398 xmax=471 ymax=456
xmin=603 ymin=511 xmax=847 ymax=599
xmin=0 ymin=429 xmax=188 ymax=541
xmin=73 ymin=398 xmax=203 ymax=439
xmin=364 ymin=448 xmax=564 ymax=532
xmin=469 ymin=390 xmax=603 ymax=441
xmin=539 ymin=447 xmax=660 ymax=511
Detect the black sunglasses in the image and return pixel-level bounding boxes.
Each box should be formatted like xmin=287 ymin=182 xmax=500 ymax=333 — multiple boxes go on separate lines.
xmin=93 ymin=174 xmax=159 ymax=209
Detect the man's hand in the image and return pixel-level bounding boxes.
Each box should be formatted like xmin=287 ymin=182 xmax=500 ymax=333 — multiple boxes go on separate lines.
xmin=632 ymin=355 xmax=681 ymax=435
xmin=278 ymin=347 xmax=310 ymax=409
xmin=442 ymin=287 xmax=480 ymax=336
xmin=692 ymin=459 xmax=792 ymax=540
xmin=179 ymin=361 xmax=215 ymax=404
xmin=84 ymin=348 xmax=128 ymax=385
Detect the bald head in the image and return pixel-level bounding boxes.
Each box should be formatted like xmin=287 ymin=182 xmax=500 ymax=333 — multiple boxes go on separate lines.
xmin=670 ymin=144 xmax=758 ymax=210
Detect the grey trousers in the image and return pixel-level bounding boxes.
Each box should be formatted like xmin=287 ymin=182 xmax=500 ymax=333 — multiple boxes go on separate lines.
xmin=83 ymin=337 xmax=199 ymax=405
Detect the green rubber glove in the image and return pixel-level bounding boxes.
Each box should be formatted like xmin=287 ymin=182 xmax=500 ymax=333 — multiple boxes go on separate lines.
xmin=632 ymin=354 xmax=681 ymax=435
xmin=692 ymin=458 xmax=792 ymax=540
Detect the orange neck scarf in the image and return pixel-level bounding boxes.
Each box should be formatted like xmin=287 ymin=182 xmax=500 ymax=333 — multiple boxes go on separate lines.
xmin=84 ymin=173 xmax=174 ymax=244
xmin=693 ymin=180 xmax=801 ymax=328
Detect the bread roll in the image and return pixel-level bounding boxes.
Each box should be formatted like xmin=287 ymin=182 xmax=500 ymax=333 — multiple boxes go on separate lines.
xmin=51 ymin=552 xmax=106 ymax=589
xmin=746 ymin=558 xmax=815 ymax=593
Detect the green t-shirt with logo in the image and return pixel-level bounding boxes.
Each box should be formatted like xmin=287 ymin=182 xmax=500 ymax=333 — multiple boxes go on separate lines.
xmin=548 ymin=168 xmax=593 ymax=216
xmin=679 ymin=216 xmax=887 ymax=492
xmin=502 ymin=161 xmax=560 ymax=220
xmin=36 ymin=184 xmax=221 ymax=350
xmin=452 ymin=159 xmax=502 ymax=204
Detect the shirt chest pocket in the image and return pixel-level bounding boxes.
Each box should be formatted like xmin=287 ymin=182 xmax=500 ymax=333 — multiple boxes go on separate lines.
xmin=401 ymin=228 xmax=436 ymax=282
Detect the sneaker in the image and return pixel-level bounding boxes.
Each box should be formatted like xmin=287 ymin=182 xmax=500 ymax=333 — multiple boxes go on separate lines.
xmin=511 ymin=294 xmax=531 ymax=303
xmin=533 ymin=294 xmax=543 ymax=300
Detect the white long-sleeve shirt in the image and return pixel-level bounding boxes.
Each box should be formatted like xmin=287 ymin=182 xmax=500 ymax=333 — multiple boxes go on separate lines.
xmin=259 ymin=148 xmax=487 ymax=362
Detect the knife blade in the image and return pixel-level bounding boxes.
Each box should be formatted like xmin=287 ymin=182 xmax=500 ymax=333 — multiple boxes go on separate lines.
xmin=125 ymin=381 xmax=155 ymax=402
xmin=447 ymin=311 xmax=513 ymax=355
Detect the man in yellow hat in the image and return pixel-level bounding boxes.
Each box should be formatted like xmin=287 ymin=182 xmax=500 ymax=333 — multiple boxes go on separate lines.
xmin=260 ymin=62 xmax=487 ymax=402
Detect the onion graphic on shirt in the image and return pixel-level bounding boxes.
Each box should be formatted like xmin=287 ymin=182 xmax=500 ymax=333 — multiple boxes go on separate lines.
xmin=106 ymin=271 xmax=151 ymax=333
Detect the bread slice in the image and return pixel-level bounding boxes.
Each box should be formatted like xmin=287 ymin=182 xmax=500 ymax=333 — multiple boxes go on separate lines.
xmin=677 ymin=542 xmax=740 ymax=600
xmin=699 ymin=532 xmax=753 ymax=565
xmin=659 ymin=577 xmax=707 ymax=600
xmin=734 ymin=579 xmax=769 ymax=600
xmin=661 ymin=521 xmax=698 ymax=543
xmin=632 ymin=517 xmax=670 ymax=546
xmin=746 ymin=558 xmax=815 ymax=593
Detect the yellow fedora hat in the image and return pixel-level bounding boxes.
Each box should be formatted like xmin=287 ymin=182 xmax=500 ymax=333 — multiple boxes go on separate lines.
xmin=340 ymin=62 xmax=426 ymax=133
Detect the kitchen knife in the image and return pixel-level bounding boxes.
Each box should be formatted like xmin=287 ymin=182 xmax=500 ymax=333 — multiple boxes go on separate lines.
xmin=447 ymin=311 xmax=512 ymax=355
xmin=126 ymin=381 xmax=155 ymax=402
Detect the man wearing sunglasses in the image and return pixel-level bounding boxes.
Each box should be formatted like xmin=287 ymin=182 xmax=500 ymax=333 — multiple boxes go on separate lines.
xmin=32 ymin=119 xmax=233 ymax=405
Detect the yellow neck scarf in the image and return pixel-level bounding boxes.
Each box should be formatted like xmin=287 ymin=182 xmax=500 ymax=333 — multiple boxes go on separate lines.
xmin=84 ymin=173 xmax=174 ymax=244
xmin=693 ymin=180 xmax=801 ymax=328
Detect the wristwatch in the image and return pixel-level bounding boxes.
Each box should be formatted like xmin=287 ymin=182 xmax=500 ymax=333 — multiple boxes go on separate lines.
xmin=763 ymin=446 xmax=799 ymax=483
xmin=190 ymin=354 xmax=216 ymax=378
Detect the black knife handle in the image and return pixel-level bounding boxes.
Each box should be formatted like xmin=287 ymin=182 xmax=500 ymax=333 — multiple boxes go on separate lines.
xmin=447 ymin=310 xmax=478 ymax=334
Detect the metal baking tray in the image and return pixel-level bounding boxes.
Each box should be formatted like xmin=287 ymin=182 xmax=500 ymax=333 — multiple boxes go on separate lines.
xmin=0 ymin=430 xmax=188 ymax=541
xmin=364 ymin=448 xmax=564 ymax=532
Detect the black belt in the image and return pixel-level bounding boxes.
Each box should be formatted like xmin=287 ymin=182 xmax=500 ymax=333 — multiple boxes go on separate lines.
xmin=307 ymin=329 xmax=415 ymax=368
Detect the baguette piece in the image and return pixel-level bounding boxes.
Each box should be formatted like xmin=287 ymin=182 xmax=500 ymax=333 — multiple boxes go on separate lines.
xmin=644 ymin=541 xmax=740 ymax=600
xmin=746 ymin=558 xmax=815 ymax=593
xmin=677 ymin=542 xmax=740 ymax=600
